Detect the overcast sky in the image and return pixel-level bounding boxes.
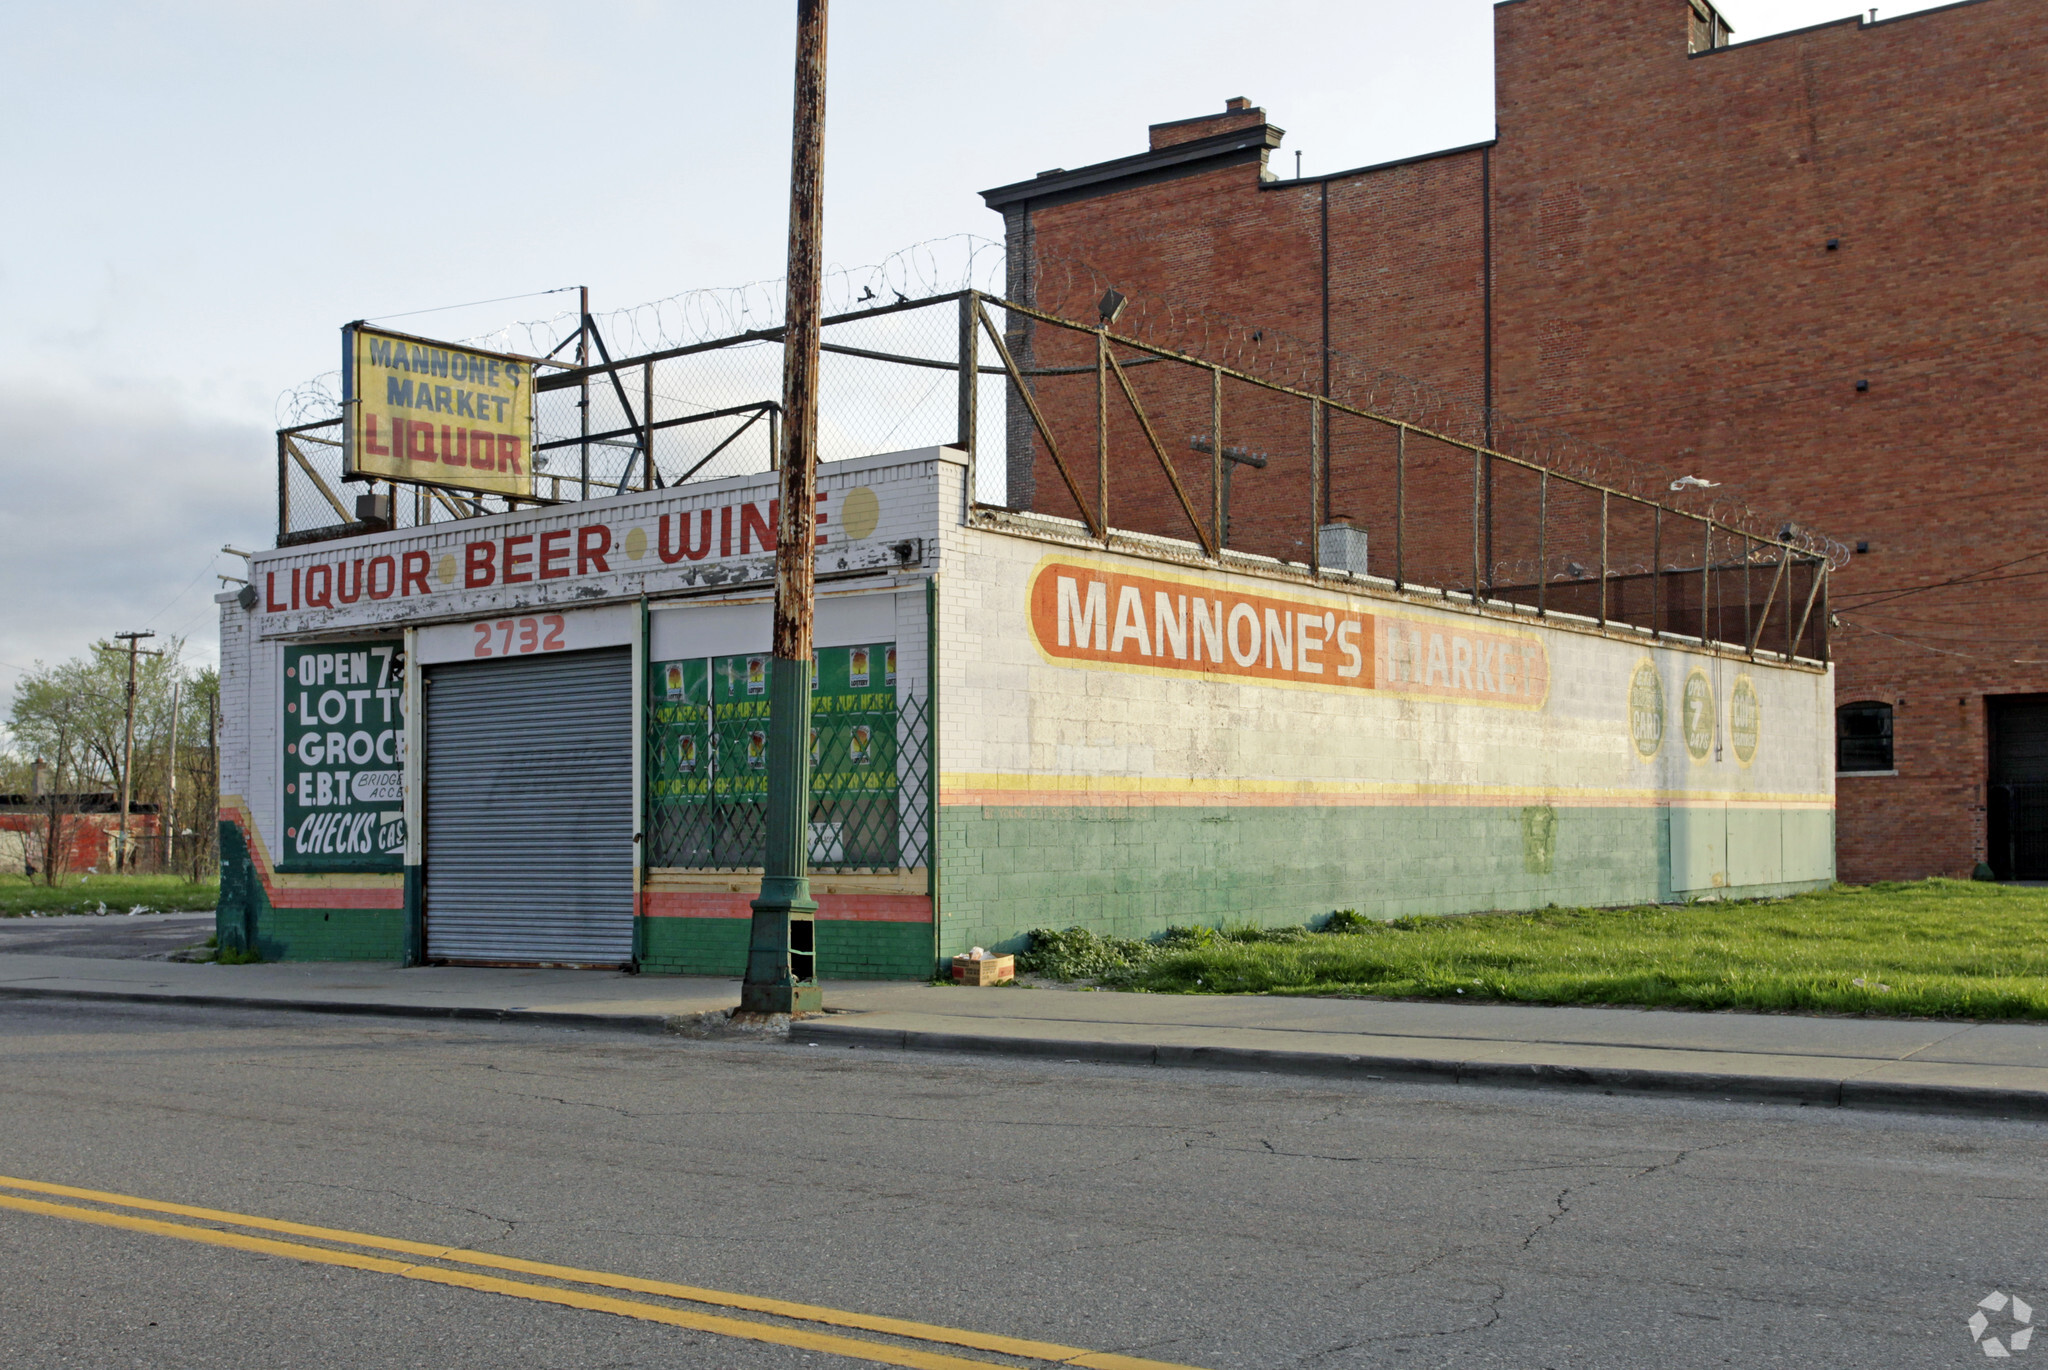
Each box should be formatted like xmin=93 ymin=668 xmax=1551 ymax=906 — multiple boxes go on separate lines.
xmin=0 ymin=0 xmax=1945 ymax=722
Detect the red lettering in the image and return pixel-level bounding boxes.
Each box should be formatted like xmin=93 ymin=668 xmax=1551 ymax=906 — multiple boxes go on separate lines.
xmin=266 ymin=571 xmax=287 ymax=613
xmin=742 ymin=501 xmax=774 ymax=554
xmin=470 ymin=429 xmax=495 ymax=468
xmin=464 ymin=541 xmax=496 ymax=588
xmin=538 ymin=529 xmax=570 ymax=580
xmin=406 ymin=421 xmax=436 ymax=464
xmin=503 ymin=534 xmax=534 ymax=583
xmin=659 ymin=511 xmax=714 ymax=564
xmin=304 ymin=564 xmax=333 ymax=608
xmin=400 ymin=550 xmax=430 ymax=597
xmin=367 ymin=555 xmax=396 ymax=600
xmin=577 ymin=524 xmax=612 ymax=575
xmin=440 ymin=424 xmax=457 ymax=463
xmin=365 ymin=415 xmax=390 ymax=457
xmin=815 ymin=491 xmax=828 ymax=546
xmin=496 ymin=434 xmax=523 ymax=474
xmin=720 ymin=506 xmax=732 ymax=557
xmin=291 ymin=567 xmax=302 ymax=610
xmin=335 ymin=560 xmax=363 ymax=604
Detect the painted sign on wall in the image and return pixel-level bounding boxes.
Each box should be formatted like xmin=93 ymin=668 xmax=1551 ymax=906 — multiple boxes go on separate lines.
xmin=1025 ymin=556 xmax=1548 ymax=707
xmin=342 ymin=325 xmax=534 ymax=499
xmin=280 ymin=640 xmax=406 ymax=870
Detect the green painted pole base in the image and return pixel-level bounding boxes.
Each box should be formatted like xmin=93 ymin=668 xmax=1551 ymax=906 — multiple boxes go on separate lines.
xmin=741 ymin=655 xmax=823 ymax=1014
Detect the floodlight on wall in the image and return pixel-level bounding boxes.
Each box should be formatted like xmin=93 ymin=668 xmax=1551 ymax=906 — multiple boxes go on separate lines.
xmin=1097 ymin=289 xmax=1128 ymax=327
xmin=236 ymin=583 xmax=259 ymax=611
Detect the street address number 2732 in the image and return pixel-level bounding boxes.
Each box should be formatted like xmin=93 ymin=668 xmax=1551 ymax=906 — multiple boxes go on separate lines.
xmin=473 ymin=614 xmax=567 ymax=658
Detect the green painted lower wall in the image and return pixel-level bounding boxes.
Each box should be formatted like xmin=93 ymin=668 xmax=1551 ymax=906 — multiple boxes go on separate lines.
xmin=215 ymin=821 xmax=407 ymax=963
xmin=935 ymin=803 xmax=1834 ymax=960
xmin=638 ymin=916 xmax=933 ymax=980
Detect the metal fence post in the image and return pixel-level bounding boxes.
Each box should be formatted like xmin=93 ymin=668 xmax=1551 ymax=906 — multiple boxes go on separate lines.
xmin=1309 ymin=399 xmax=1322 ymax=576
xmin=1652 ymin=506 xmax=1662 ymax=638
xmin=276 ymin=432 xmax=289 ymax=542
xmin=643 ymin=361 xmax=656 ymax=491
xmin=1701 ymin=519 xmax=1713 ymax=645
xmin=1211 ymin=367 xmax=1224 ymax=554
xmin=957 ymin=291 xmax=978 ymax=498
xmin=1096 ymin=330 xmax=1109 ymax=542
xmin=1395 ymin=425 xmax=1406 ymax=591
xmin=1598 ymin=490 xmax=1609 ymax=627
xmin=1472 ymin=446 xmax=1484 ymax=602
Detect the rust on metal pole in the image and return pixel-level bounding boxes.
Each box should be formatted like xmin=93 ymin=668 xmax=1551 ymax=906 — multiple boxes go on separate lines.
xmin=745 ymin=0 xmax=829 ymax=1017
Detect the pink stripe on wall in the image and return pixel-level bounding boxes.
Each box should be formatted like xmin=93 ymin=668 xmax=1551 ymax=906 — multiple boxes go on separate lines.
xmin=639 ymin=891 xmax=932 ymax=924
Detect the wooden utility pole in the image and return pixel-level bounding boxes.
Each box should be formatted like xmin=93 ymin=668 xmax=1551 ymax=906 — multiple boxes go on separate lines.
xmin=742 ymin=0 xmax=829 ymax=1016
xmin=163 ymin=676 xmax=182 ymax=871
xmin=110 ymin=631 xmax=160 ymax=872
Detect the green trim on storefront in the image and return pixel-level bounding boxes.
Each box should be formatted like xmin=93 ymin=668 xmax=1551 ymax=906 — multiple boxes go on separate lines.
xmin=216 ymin=820 xmax=408 ymax=963
xmin=934 ymin=802 xmax=1834 ymax=960
xmin=638 ymin=916 xmax=934 ymax=980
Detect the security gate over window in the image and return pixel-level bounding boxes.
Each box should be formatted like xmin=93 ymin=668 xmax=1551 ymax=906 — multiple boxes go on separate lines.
xmin=424 ymin=648 xmax=634 ymax=964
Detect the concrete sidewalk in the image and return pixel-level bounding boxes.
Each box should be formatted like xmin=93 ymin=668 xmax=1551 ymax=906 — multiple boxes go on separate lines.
xmin=4 ymin=951 xmax=2048 ymax=1118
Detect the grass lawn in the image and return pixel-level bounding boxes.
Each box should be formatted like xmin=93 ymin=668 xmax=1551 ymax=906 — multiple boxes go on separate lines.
xmin=0 ymin=873 xmax=219 ymax=918
xmin=1030 ymin=880 xmax=2048 ymax=1019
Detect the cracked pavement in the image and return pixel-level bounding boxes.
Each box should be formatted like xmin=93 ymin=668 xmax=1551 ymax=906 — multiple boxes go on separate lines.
xmin=0 ymin=999 xmax=2041 ymax=1368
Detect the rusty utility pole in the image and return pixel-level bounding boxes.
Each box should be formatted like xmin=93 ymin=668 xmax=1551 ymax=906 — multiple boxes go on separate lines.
xmin=110 ymin=631 xmax=160 ymax=872
xmin=743 ymin=0 xmax=829 ymax=1016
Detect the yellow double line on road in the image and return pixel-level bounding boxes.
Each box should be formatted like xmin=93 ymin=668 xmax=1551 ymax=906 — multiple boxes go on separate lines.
xmin=0 ymin=1174 xmax=1204 ymax=1370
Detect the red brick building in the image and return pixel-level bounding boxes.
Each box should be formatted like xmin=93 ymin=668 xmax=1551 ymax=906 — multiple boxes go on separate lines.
xmin=980 ymin=0 xmax=2048 ymax=884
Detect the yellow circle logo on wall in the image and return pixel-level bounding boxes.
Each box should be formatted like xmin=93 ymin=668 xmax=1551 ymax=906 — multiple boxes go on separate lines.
xmin=840 ymin=486 xmax=881 ymax=542
xmin=435 ymin=554 xmax=457 ymax=587
xmin=1730 ymin=675 xmax=1760 ymax=766
xmin=1683 ymin=670 xmax=1716 ymax=761
xmin=624 ymin=525 xmax=649 ymax=562
xmin=1629 ymin=660 xmax=1664 ymax=758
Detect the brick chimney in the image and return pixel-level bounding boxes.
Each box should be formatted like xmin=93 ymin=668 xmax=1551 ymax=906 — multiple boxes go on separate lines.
xmin=1150 ymin=97 xmax=1268 ymax=151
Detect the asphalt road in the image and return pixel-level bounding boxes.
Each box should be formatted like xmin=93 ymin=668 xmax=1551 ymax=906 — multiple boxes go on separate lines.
xmin=0 ymin=911 xmax=215 ymax=960
xmin=0 ymin=999 xmax=2041 ymax=1368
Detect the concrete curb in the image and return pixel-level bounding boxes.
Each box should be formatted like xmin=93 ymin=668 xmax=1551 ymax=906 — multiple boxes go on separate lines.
xmin=791 ymin=1021 xmax=2048 ymax=1120
xmin=0 ymin=985 xmax=683 ymax=1036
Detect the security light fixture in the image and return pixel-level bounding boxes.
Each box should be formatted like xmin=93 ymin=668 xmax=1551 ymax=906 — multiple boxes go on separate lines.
xmin=1097 ymin=289 xmax=1127 ymax=327
xmin=236 ymin=583 xmax=259 ymax=611
xmin=1856 ymin=379 xmax=1870 ymax=392
xmin=1826 ymin=238 xmax=1841 ymax=250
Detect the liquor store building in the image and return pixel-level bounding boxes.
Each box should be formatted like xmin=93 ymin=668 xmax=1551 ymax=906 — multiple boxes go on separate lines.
xmin=216 ymin=445 xmax=1835 ymax=977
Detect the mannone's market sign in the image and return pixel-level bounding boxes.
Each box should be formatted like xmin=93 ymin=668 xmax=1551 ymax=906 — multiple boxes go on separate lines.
xmin=1026 ymin=557 xmax=1549 ymax=708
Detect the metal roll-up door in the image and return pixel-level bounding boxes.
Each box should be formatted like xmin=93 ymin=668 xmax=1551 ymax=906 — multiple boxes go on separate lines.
xmin=425 ymin=647 xmax=633 ymax=965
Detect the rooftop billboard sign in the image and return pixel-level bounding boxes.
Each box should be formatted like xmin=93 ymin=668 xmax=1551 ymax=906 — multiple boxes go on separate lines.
xmin=341 ymin=324 xmax=535 ymax=499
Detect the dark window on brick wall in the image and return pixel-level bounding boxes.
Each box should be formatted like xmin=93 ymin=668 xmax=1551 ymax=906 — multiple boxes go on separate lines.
xmin=1837 ymin=702 xmax=1894 ymax=773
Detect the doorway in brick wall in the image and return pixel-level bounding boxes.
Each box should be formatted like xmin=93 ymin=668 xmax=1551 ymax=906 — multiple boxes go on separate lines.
xmin=1987 ymin=695 xmax=2048 ymax=880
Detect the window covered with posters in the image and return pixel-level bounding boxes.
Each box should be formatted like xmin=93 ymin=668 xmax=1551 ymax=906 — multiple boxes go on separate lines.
xmin=645 ymin=640 xmax=930 ymax=874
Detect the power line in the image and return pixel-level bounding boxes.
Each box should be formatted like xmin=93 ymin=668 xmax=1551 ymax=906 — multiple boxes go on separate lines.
xmin=1831 ymin=548 xmax=2048 ymax=612
xmin=365 ymin=286 xmax=580 ymax=324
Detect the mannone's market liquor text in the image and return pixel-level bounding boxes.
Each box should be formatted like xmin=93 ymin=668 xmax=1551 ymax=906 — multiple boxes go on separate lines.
xmin=217 ymin=445 xmax=1835 ymax=975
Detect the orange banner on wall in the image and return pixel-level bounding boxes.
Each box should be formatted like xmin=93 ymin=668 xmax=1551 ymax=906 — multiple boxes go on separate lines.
xmin=1027 ymin=560 xmax=1375 ymax=690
